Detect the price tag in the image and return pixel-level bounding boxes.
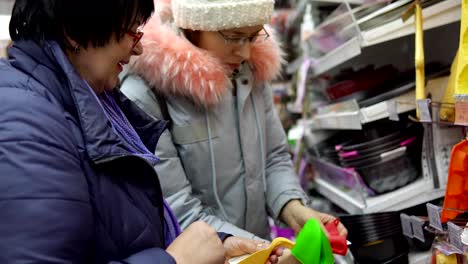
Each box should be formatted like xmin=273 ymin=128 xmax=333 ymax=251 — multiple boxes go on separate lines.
xmin=411 ymin=216 xmax=426 ymax=242
xmin=448 ymin=222 xmax=464 ymax=252
xmin=455 ymin=101 xmax=468 ymax=126
xmin=427 ymin=203 xmax=443 ymax=231
xmin=387 ymin=100 xmax=399 ymax=121
xmin=400 ymin=213 xmax=413 ymax=238
xmin=417 ymin=99 xmax=432 ymax=122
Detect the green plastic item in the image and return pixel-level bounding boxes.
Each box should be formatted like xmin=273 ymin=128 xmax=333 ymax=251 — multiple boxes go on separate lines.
xmin=291 ymin=219 xmax=334 ymax=264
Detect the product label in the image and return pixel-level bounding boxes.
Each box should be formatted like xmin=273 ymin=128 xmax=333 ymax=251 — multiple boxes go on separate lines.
xmin=411 ymin=216 xmax=426 ymax=242
xmin=448 ymin=222 xmax=464 ymax=252
xmin=387 ymin=100 xmax=399 ymax=121
xmin=417 ymin=99 xmax=432 ymax=122
xmin=455 ymin=101 xmax=468 ymax=126
xmin=427 ymin=203 xmax=443 ymax=231
xmin=400 ymin=213 xmax=413 ymax=238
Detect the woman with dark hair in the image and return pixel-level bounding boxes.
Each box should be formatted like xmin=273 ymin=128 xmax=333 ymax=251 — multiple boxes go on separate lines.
xmin=0 ymin=1 xmax=282 ymax=263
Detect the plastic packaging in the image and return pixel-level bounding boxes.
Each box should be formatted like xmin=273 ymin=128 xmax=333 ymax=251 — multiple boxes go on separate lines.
xmin=292 ymin=219 xmax=334 ymax=264
xmin=325 ymin=219 xmax=348 ymax=256
xmin=454 ymin=0 xmax=468 ymax=96
xmin=341 ymin=212 xmax=409 ymax=263
xmin=441 ymin=140 xmax=468 ymax=222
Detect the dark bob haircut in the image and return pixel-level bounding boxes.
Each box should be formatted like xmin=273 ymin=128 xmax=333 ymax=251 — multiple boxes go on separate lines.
xmin=9 ymin=0 xmax=154 ymax=48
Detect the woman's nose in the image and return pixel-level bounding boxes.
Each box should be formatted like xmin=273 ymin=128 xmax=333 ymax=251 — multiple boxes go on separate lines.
xmin=234 ymin=42 xmax=251 ymax=61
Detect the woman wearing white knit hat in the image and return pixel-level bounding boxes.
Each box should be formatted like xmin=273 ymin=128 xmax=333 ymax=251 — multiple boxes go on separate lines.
xmin=121 ymin=0 xmax=347 ymax=259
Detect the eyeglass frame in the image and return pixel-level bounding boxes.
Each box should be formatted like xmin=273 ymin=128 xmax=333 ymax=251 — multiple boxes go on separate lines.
xmin=125 ymin=29 xmax=144 ymax=48
xmin=217 ymin=27 xmax=270 ymax=46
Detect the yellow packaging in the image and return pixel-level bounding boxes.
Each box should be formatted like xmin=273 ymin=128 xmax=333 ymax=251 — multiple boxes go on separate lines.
xmin=436 ymin=253 xmax=458 ymax=264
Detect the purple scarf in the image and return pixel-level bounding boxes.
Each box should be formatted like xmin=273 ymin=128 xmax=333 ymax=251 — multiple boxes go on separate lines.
xmin=99 ymin=91 xmax=182 ymax=247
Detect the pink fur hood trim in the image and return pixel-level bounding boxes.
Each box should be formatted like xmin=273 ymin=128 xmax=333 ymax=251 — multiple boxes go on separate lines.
xmin=129 ymin=13 xmax=284 ymax=108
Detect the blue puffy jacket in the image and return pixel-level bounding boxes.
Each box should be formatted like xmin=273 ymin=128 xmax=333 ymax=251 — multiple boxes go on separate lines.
xmin=0 ymin=41 xmax=228 ymax=263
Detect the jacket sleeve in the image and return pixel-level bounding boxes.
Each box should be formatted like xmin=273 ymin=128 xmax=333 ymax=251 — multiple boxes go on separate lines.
xmin=109 ymin=232 xmax=230 ymax=264
xmin=0 ymin=90 xmax=94 ymax=263
xmin=261 ymin=85 xmax=311 ymax=222
xmin=109 ymin=248 xmax=176 ymax=264
xmin=121 ymin=75 xmax=262 ymax=240
xmin=0 ymin=89 xmax=176 ymax=264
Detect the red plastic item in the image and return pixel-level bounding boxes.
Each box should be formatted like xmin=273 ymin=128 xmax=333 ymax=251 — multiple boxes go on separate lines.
xmin=441 ymin=139 xmax=468 ymax=222
xmin=325 ymin=219 xmax=348 ymax=256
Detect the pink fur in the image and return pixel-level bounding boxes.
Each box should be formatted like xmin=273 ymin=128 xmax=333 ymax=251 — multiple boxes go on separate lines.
xmin=130 ymin=4 xmax=284 ymax=108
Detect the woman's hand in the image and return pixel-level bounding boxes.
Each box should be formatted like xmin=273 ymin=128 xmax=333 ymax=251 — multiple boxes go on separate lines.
xmin=223 ymin=237 xmax=283 ymax=264
xmin=277 ymin=249 xmax=301 ymax=264
xmin=318 ymin=212 xmax=347 ymax=237
xmin=167 ymin=221 xmax=226 ymax=264
xmin=280 ymin=200 xmax=347 ymax=237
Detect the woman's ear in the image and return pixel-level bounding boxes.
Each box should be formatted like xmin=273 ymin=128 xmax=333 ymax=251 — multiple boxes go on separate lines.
xmin=64 ymin=35 xmax=81 ymax=54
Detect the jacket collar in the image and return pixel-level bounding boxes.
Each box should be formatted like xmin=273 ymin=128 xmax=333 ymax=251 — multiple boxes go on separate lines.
xmin=129 ymin=14 xmax=284 ymax=108
xmin=8 ymin=41 xmax=166 ymax=161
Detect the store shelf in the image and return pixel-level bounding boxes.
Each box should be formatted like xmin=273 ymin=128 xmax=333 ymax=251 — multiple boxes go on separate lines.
xmin=314 ymin=177 xmax=445 ymax=214
xmin=305 ymin=0 xmax=460 ymax=77
xmin=312 ymin=90 xmax=416 ymax=130
xmin=311 ymin=0 xmax=364 ymax=5
xmin=313 ymin=110 xmax=363 ymax=130
xmin=408 ymin=250 xmax=432 ymax=264
xmin=361 ymin=90 xmax=416 ymax=124
xmin=361 ymin=0 xmax=461 ymax=47
xmin=311 ymin=37 xmax=362 ymax=78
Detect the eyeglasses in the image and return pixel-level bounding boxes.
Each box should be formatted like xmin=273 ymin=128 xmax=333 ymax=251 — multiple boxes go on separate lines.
xmin=218 ymin=28 xmax=270 ymax=46
xmin=126 ymin=29 xmax=144 ymax=48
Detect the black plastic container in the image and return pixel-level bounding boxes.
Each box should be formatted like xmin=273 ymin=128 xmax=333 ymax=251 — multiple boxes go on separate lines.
xmin=341 ymin=212 xmax=409 ymax=263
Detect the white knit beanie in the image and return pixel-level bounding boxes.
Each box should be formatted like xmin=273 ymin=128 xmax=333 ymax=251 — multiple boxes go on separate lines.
xmin=171 ymin=0 xmax=275 ymax=31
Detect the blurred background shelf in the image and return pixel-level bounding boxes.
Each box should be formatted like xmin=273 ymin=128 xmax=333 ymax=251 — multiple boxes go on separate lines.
xmin=314 ymin=177 xmax=445 ymax=214
xmin=311 ymin=0 xmax=364 ymax=5
xmin=361 ymin=89 xmax=416 ymax=124
xmin=311 ymin=37 xmax=362 ymax=78
xmin=305 ymin=0 xmax=461 ymax=77
xmin=312 ymin=90 xmax=416 ymax=130
xmin=361 ymin=0 xmax=461 ymax=47
xmin=0 ymin=0 xmax=14 ymax=15
xmin=0 ymin=15 xmax=10 ymax=41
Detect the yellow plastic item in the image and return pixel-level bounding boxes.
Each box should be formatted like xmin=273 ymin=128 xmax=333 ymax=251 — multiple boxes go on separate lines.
xmin=436 ymin=253 xmax=458 ymax=264
xmin=234 ymin=237 xmax=295 ymax=264
xmin=454 ymin=0 xmax=468 ymax=95
xmin=439 ymin=52 xmax=458 ymax=122
xmin=401 ymin=0 xmax=425 ymax=118
xmin=415 ymin=0 xmax=425 ymax=119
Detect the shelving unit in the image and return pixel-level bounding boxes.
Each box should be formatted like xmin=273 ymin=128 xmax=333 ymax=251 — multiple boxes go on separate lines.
xmin=314 ymin=176 xmax=445 ymax=214
xmin=312 ymin=90 xmax=416 ymax=130
xmin=361 ymin=90 xmax=416 ymax=123
xmin=306 ymin=0 xmax=461 ymax=78
xmin=311 ymin=37 xmax=362 ymax=78
xmin=285 ymin=0 xmax=462 ymax=262
xmin=361 ymin=0 xmax=461 ymax=47
xmin=311 ymin=0 xmax=364 ymax=5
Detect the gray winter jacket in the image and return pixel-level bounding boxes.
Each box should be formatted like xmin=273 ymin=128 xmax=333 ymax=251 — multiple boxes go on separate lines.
xmin=121 ymin=14 xmax=310 ymax=240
